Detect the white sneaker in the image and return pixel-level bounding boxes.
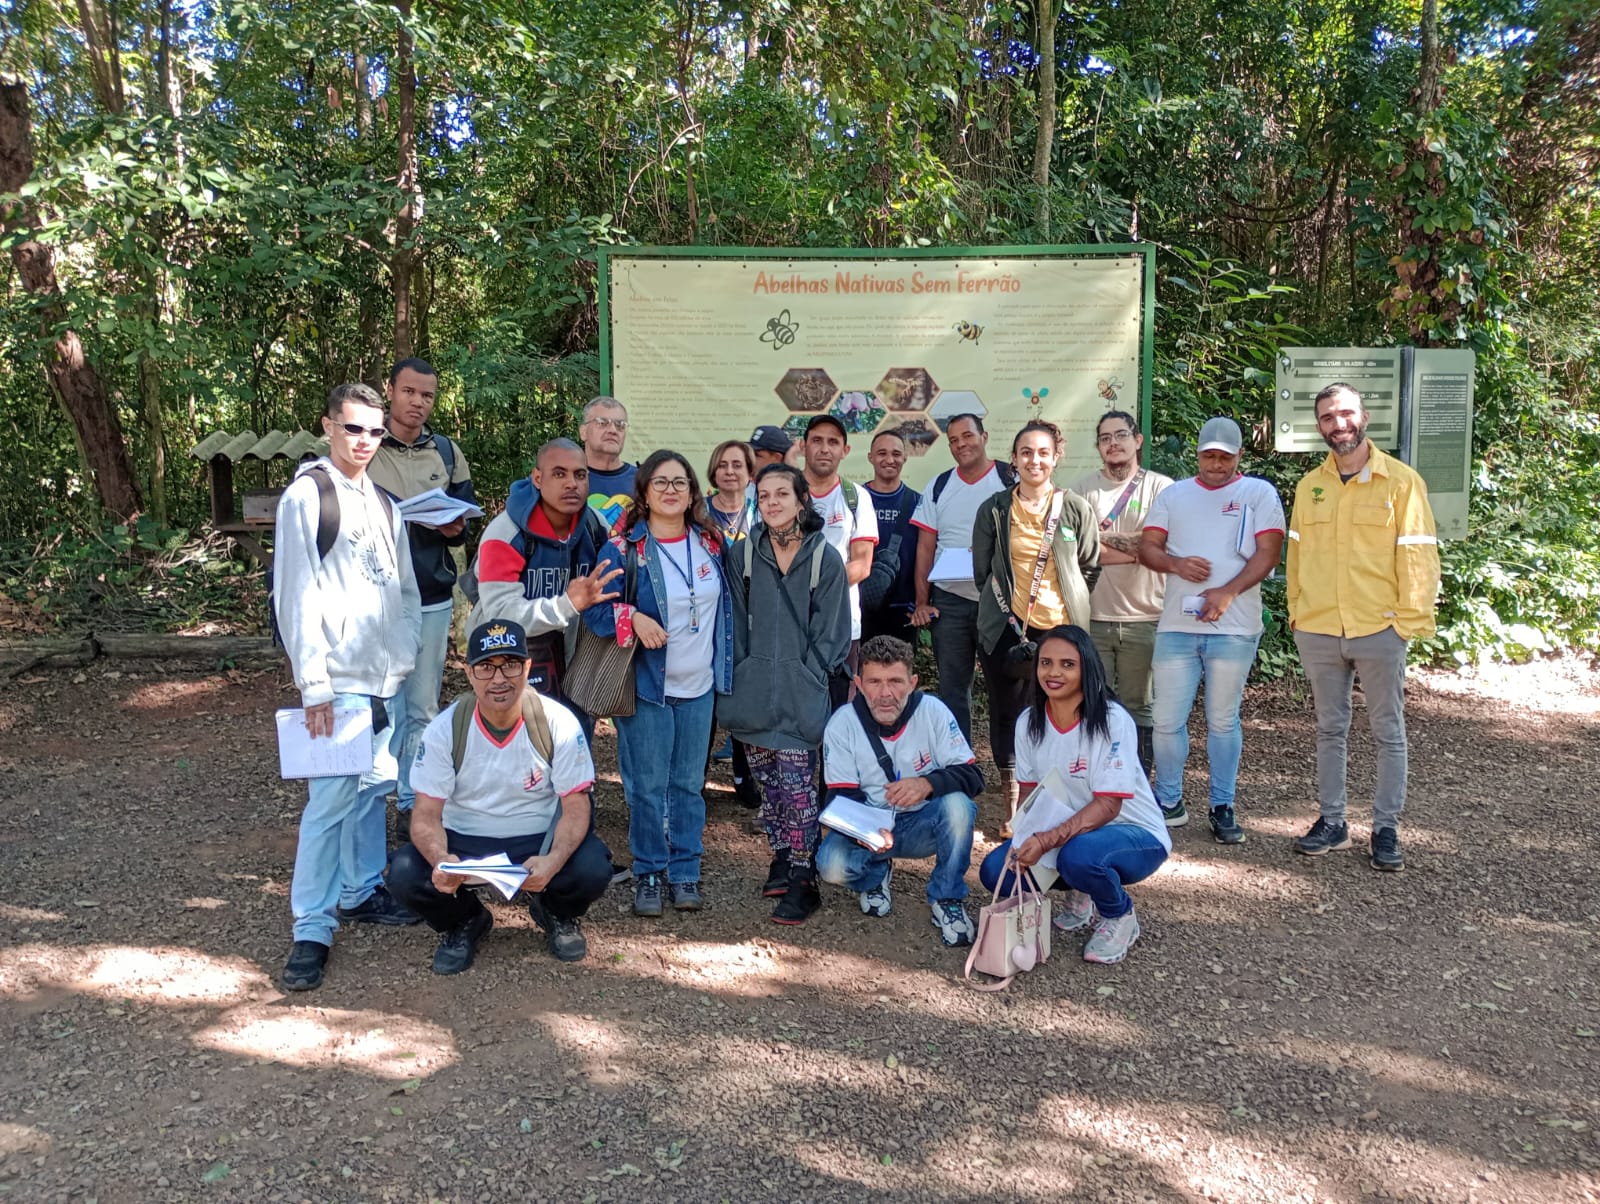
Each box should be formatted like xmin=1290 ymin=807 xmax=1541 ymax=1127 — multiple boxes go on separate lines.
xmin=1083 ymin=909 xmax=1141 ymax=964
xmin=859 ymin=879 xmax=892 ymax=917
xmin=930 ymin=899 xmax=975 ymax=947
xmin=1052 ymin=889 xmax=1097 ymax=932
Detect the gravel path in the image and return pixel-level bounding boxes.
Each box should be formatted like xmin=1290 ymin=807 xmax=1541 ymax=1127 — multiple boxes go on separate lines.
xmin=1 ymin=658 xmax=1597 ymax=1203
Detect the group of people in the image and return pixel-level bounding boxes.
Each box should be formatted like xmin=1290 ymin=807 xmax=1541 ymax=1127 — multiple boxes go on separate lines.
xmin=272 ymin=367 xmax=1441 ymax=991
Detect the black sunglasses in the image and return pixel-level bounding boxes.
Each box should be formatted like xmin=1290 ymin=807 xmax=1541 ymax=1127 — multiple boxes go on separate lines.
xmin=334 ymin=421 xmax=387 ymax=439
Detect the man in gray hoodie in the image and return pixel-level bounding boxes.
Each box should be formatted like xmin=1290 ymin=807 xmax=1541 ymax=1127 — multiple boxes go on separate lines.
xmin=273 ymin=382 xmax=423 ymax=991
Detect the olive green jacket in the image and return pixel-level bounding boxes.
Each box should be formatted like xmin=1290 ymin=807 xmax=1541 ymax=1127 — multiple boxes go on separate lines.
xmin=972 ymin=486 xmax=1101 ymax=654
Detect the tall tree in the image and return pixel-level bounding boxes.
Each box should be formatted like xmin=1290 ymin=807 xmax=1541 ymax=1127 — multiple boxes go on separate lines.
xmin=1032 ymin=0 xmax=1058 ymax=238
xmin=393 ymin=0 xmax=418 ymax=359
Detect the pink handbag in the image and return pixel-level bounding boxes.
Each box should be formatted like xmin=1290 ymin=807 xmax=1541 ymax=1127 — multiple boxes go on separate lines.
xmin=964 ymin=868 xmax=1052 ymax=991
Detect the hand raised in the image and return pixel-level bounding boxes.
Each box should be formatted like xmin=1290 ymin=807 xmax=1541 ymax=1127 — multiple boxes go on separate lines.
xmin=565 ymin=560 xmax=625 ymax=610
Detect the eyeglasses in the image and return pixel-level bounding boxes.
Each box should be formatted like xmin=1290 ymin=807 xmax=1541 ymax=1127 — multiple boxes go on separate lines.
xmin=587 ymin=417 xmax=628 ymax=431
xmin=335 ymin=422 xmax=388 ymax=439
xmin=649 ymin=476 xmax=691 ymax=493
xmin=1096 ymin=430 xmax=1136 ymax=446
xmin=469 ymin=659 xmax=524 ymax=680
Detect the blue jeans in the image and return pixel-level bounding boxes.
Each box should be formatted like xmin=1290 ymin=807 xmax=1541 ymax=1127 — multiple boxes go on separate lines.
xmin=1151 ymin=630 xmax=1261 ymax=810
xmin=290 ymin=693 xmax=395 ymax=945
xmin=816 ymin=792 xmax=977 ymax=903
xmin=980 ymin=825 xmax=1168 ymax=919
xmin=392 ymin=600 xmax=454 ymax=812
xmin=615 ymin=690 xmax=715 ymax=883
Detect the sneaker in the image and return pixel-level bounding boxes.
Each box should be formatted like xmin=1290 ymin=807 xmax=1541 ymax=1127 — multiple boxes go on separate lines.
xmin=609 ymin=864 xmax=633 ymax=887
xmin=431 ymin=907 xmax=492 ymax=975
xmin=669 ymin=881 xmax=703 ymax=911
xmin=859 ymin=878 xmax=892 ymax=917
xmin=337 ymin=886 xmax=422 ymax=926
xmin=281 ymin=940 xmax=329 ymax=991
xmin=1209 ymin=805 xmax=1245 ymax=844
xmin=1052 ymin=889 xmax=1097 ymax=932
xmin=1161 ymin=800 xmax=1189 ymax=828
xmin=930 ymin=899 xmax=975 ymax=948
xmin=1294 ymin=817 xmax=1352 ymax=856
xmin=633 ymin=872 xmax=664 ymax=917
xmin=546 ymin=916 xmax=588 ymax=962
xmin=771 ymin=867 xmax=821 ymax=925
xmin=1370 ymin=827 xmax=1405 ymax=872
xmin=1084 ymin=909 xmax=1142 ymax=964
xmin=761 ymin=850 xmax=791 ymax=898
xmin=712 ymin=736 xmax=734 ymax=762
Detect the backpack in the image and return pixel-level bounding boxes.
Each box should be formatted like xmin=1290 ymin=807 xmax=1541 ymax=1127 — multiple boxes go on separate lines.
xmin=270 ymin=464 xmax=395 ymax=646
xmin=930 ymin=461 xmax=1017 ymax=504
xmin=831 ymin=479 xmax=904 ymax=609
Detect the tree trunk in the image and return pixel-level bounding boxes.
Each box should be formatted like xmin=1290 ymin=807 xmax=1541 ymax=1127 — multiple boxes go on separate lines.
xmin=392 ymin=0 xmax=417 ymax=360
xmin=0 ymin=79 xmax=142 ymax=520
xmin=354 ymin=52 xmax=373 ymax=137
xmin=1031 ymin=0 xmax=1058 ymax=238
xmin=1417 ymin=0 xmax=1443 ymax=117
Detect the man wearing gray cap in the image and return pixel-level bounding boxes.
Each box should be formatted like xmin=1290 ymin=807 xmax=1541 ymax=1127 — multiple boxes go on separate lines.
xmin=1138 ymin=417 xmax=1285 ymax=843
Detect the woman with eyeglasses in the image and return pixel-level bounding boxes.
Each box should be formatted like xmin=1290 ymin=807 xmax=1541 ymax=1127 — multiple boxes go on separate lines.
xmin=704 ymin=440 xmax=761 ymax=806
xmin=582 ymin=450 xmax=732 ymax=918
xmin=720 ymin=463 xmax=851 ymax=924
xmin=971 ymin=420 xmax=1101 ymax=832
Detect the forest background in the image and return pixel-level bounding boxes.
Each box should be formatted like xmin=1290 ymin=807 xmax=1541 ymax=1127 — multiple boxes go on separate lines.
xmin=0 ymin=0 xmax=1595 ymax=671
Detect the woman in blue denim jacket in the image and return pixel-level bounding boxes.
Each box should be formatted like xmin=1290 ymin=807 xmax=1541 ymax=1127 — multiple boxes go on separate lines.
xmin=583 ymin=450 xmax=733 ymax=918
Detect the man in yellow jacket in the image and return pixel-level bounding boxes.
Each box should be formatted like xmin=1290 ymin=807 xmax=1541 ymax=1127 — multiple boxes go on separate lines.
xmin=1286 ymin=383 xmax=1441 ymax=872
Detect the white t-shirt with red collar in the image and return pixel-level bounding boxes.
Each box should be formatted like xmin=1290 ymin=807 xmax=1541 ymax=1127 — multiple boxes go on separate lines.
xmin=1014 ymin=702 xmax=1172 ymax=851
xmin=810 ymin=479 xmax=880 ymax=640
xmin=411 ymin=698 xmax=595 ymax=838
xmin=823 ymin=694 xmax=974 ymax=814
xmin=1143 ymin=474 xmax=1285 ymax=637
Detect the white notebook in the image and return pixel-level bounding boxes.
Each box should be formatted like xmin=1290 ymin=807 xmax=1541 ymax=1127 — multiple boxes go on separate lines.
xmin=820 ymin=796 xmax=896 ymax=852
xmin=275 ymin=704 xmax=375 ymax=780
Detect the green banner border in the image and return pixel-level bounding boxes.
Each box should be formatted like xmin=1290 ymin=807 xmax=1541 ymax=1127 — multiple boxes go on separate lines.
xmin=596 ymin=243 xmax=1157 ymax=459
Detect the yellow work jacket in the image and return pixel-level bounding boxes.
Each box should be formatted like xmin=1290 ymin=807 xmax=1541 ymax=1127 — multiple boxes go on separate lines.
xmin=1286 ymin=443 xmax=1440 ymax=640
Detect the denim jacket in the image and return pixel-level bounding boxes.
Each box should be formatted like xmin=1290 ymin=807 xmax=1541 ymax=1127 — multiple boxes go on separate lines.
xmin=581 ymin=519 xmax=734 ymax=706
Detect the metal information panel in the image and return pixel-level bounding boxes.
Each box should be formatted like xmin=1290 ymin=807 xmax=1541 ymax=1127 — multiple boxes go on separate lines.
xmin=1400 ymin=348 xmax=1474 ymax=540
xmin=1274 ymin=348 xmax=1402 ymax=452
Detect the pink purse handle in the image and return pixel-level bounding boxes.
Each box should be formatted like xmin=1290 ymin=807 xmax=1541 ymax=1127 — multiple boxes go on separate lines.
xmin=963 ymin=859 xmax=1042 ymax=992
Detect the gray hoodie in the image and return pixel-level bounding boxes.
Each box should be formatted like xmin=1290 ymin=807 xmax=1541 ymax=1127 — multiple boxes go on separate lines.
xmin=273 ymin=457 xmax=421 ymax=707
xmin=718 ymin=526 xmax=851 ymax=751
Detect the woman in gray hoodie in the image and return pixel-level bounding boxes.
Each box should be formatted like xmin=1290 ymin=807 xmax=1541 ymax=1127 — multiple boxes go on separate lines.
xmin=720 ymin=464 xmax=851 ymax=924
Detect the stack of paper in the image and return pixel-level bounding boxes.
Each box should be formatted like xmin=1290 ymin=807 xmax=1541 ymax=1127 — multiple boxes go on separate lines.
xmin=275 ymin=705 xmax=375 ymax=780
xmin=820 ymin=797 xmax=895 ymax=852
xmin=396 ymin=488 xmax=485 ymax=527
xmin=1006 ymin=769 xmax=1079 ymax=890
xmin=435 ymin=853 xmax=529 ymax=900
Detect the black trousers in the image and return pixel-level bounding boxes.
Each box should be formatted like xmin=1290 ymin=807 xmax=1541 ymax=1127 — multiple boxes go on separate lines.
xmin=387 ymin=828 xmax=613 ymax=931
xmin=975 ymin=623 xmax=1052 ymax=774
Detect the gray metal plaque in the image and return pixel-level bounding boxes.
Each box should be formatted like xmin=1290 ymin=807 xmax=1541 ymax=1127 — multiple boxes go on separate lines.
xmin=1274 ymin=348 xmax=1402 ymax=452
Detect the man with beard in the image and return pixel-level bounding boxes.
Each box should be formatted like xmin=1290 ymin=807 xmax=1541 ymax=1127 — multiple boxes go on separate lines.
xmin=815 ymin=636 xmax=983 ymax=948
xmin=1286 ymin=383 xmax=1439 ymax=872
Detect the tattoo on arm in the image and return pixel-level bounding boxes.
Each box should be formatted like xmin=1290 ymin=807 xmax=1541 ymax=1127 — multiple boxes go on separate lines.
xmin=1102 ymin=532 xmax=1143 ymax=555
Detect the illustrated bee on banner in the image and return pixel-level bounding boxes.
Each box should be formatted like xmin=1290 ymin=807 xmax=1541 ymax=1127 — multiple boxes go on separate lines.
xmin=1097 ymin=376 xmax=1125 ymax=402
xmin=1022 ymin=386 xmax=1049 ymax=410
xmin=953 ymin=320 xmax=983 ymax=344
xmin=760 ymin=310 xmax=799 ymax=350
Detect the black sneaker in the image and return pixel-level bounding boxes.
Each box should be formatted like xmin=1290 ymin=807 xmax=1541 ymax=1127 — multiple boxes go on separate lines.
xmin=633 ymin=872 xmax=664 ymax=917
xmin=1295 ymin=817 xmax=1352 ymax=856
xmin=281 ymin=940 xmax=329 ymax=991
xmin=432 ymin=907 xmax=492 ymax=975
xmin=771 ymin=866 xmax=820 ymax=926
xmin=337 ymin=885 xmax=422 ymax=926
xmin=1370 ymin=827 xmax=1405 ymax=872
xmin=669 ymin=881 xmax=703 ymax=911
xmin=1209 ymin=805 xmax=1245 ymax=844
xmin=547 ymin=916 xmax=588 ymax=962
xmin=761 ymin=850 xmax=791 ymax=897
xmin=734 ymin=776 xmax=762 ymax=810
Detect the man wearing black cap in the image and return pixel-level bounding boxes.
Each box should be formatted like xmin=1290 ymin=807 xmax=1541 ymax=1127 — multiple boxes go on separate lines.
xmin=749 ymin=424 xmax=793 ymax=473
xmin=386 ymin=620 xmax=613 ymax=972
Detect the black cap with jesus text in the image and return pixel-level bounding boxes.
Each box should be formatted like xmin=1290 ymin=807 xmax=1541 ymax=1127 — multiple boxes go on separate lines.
xmin=466 ymin=619 xmax=529 ymax=665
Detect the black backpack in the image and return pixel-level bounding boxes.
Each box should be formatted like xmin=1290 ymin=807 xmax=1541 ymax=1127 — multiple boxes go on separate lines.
xmin=929 ymin=461 xmax=1017 ymax=503
xmin=269 ymin=465 xmax=395 ymax=647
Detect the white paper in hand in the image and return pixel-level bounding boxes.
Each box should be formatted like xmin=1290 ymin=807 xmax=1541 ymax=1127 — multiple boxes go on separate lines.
xmin=275 ymin=704 xmax=375 ymax=780
xmin=436 ymin=853 xmax=530 ymax=901
xmin=927 ymin=547 xmax=974 ymax=584
xmin=1006 ymin=769 xmax=1080 ymax=891
xmin=820 ymin=797 xmax=895 ymax=852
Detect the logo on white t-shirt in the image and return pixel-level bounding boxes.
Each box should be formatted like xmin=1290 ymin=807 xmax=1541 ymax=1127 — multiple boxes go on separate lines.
xmin=1222 ymin=500 xmax=1242 ymax=515
xmin=912 ymin=749 xmax=934 ymax=774
xmin=1068 ymin=755 xmax=1089 ymax=775
xmin=523 ymin=767 xmax=544 ymax=791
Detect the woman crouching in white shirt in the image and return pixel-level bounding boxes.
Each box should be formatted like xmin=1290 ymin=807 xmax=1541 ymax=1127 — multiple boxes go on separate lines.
xmin=978 ymin=625 xmax=1171 ymax=964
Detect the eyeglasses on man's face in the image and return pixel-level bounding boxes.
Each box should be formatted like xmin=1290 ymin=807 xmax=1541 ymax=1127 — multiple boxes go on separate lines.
xmin=587 ymin=417 xmax=628 ymax=431
xmin=649 ymin=476 xmax=691 ymax=493
xmin=335 ymin=421 xmax=388 ymax=439
xmin=469 ymin=658 xmax=525 ymax=680
xmin=1096 ymin=429 xmax=1136 ymax=446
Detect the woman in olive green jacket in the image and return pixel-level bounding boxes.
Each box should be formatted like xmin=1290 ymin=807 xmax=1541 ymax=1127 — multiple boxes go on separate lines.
xmin=971 ymin=420 xmax=1101 ymax=822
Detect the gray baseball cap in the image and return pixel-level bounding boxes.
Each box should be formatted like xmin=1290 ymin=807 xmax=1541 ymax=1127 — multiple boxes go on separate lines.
xmin=1197 ymin=416 xmax=1243 ymax=455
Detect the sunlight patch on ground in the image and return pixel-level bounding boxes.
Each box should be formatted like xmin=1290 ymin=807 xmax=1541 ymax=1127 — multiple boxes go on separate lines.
xmin=1140 ymin=854 xmax=1320 ymax=909
xmin=0 ymin=903 xmax=66 ymax=924
xmin=0 ymin=943 xmax=276 ymax=1005
xmin=0 ymin=1122 xmax=52 ymax=1158
xmin=640 ymin=939 xmax=785 ymax=994
xmin=1274 ymin=1035 xmax=1518 ymax=1103
xmin=122 ymin=677 xmax=231 ymax=711
xmin=193 ymin=1006 xmax=458 ymax=1080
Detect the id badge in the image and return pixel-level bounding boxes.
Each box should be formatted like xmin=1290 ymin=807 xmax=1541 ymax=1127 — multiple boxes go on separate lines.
xmin=1181 ymin=595 xmax=1207 ymax=618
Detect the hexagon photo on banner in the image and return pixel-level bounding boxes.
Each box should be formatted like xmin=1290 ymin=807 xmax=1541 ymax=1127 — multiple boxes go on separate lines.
xmin=828 ymin=391 xmax=887 ymax=437
xmin=890 ymin=415 xmax=941 ymax=457
xmin=775 ymin=368 xmax=840 ymax=413
xmin=928 ymin=389 xmax=987 ymax=433
xmin=781 ymin=413 xmax=813 ymax=441
xmin=875 ymin=368 xmax=939 ymax=412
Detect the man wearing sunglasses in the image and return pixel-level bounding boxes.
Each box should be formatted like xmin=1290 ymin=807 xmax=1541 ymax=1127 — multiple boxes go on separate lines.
xmin=388 ymin=620 xmax=612 ymax=971
xmin=1071 ymin=410 xmax=1172 ymax=776
xmin=273 ymin=382 xmax=423 ymax=992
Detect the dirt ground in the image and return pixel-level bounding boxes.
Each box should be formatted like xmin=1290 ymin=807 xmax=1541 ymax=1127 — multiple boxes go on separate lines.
xmin=1 ymin=655 xmax=1597 ymax=1204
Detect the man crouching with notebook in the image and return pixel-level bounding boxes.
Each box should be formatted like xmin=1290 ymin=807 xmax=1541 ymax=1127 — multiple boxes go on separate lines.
xmin=816 ymin=636 xmax=984 ymax=948
xmin=386 ymin=620 xmax=613 ymax=972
